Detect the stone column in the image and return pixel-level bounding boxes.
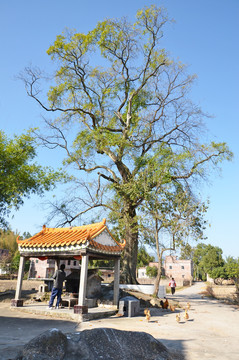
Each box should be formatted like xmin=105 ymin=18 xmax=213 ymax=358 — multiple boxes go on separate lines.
xmin=74 ymin=254 xmax=89 ymax=314
xmin=113 ymin=257 xmax=120 ymax=306
xmin=56 ymin=259 xmax=60 ymax=270
xmin=11 ymin=255 xmax=25 ymax=307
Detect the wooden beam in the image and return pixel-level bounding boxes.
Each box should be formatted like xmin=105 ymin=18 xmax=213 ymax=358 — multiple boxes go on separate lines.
xmin=19 ymin=250 xmax=121 ymax=259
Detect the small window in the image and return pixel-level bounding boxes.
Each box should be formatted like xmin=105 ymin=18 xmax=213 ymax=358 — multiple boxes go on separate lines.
xmin=36 ymin=259 xmax=38 ymax=263
xmin=169 ymin=265 xmax=172 ymax=269
xmin=108 ymin=274 xmax=111 ymax=277
xmin=181 ymin=266 xmax=184 ymax=269
xmin=73 ymin=260 xmax=77 ymax=266
xmin=182 ymin=275 xmax=185 ymax=278
xmin=68 ymin=260 xmax=71 ymax=265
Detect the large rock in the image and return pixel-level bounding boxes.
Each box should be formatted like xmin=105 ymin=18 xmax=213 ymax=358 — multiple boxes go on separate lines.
xmin=15 ymin=328 xmax=68 ymax=360
xmin=16 ymin=328 xmax=174 ymax=360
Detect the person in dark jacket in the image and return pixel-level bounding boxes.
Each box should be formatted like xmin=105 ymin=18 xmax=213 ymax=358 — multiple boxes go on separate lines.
xmin=48 ymin=263 xmax=66 ymax=309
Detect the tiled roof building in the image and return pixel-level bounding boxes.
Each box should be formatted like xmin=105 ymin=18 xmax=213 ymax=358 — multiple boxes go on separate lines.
xmin=13 ymin=219 xmax=125 ymax=314
xmin=17 ymin=219 xmax=125 ymax=257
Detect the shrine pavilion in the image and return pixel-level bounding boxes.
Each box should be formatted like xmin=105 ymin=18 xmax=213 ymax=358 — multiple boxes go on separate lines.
xmin=13 ymin=219 xmax=126 ymax=314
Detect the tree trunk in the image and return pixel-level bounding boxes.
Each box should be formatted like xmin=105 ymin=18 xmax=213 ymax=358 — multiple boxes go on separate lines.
xmin=121 ymin=205 xmax=138 ymax=284
xmin=154 ymin=258 xmax=162 ymax=297
xmin=153 ymin=219 xmax=163 ymax=297
xmin=235 ymin=278 xmax=239 ymax=304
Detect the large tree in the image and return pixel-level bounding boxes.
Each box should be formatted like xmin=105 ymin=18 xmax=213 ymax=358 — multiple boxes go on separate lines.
xmin=22 ymin=6 xmax=232 ymax=283
xmin=0 ymin=130 xmax=61 ymax=227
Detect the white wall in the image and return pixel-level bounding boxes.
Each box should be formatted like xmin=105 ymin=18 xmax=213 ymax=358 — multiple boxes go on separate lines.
xmin=119 ymin=284 xmax=166 ymax=298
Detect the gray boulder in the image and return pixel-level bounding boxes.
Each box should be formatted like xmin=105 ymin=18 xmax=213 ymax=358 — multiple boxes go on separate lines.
xmin=65 ymin=328 xmax=173 ymax=360
xmin=15 ymin=328 xmax=67 ymax=360
xmin=16 ymin=328 xmax=174 ymax=360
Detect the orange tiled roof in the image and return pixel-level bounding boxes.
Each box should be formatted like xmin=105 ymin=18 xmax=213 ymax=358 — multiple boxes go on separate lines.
xmin=17 ymin=219 xmax=125 ymax=254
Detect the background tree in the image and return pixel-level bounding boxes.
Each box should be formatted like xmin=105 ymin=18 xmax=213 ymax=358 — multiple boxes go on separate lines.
xmin=0 ymin=229 xmax=32 ymax=274
xmin=146 ymin=265 xmax=158 ymax=278
xmin=141 ymin=184 xmax=207 ymax=296
xmin=0 ymin=130 xmax=62 ymax=227
xmin=180 ymin=243 xmax=194 ymax=260
xmin=181 ymin=242 xmax=225 ymax=281
xmin=225 ymin=256 xmax=239 ymax=301
xmin=137 ymin=246 xmax=155 ymax=268
xmin=0 ymin=229 xmax=19 ymax=255
xmin=0 ymin=252 xmax=11 ymax=274
xmin=200 ymin=245 xmax=224 ymax=278
xmin=22 ymin=5 xmax=232 ymax=283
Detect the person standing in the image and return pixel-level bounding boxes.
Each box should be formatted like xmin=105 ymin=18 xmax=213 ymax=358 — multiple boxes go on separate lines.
xmin=169 ymin=277 xmax=176 ymax=295
xmin=48 ymin=263 xmax=66 ymax=309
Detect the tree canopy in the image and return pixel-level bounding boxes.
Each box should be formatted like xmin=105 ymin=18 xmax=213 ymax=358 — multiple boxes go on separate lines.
xmin=22 ymin=5 xmax=232 ymax=283
xmin=180 ymin=242 xmax=225 ymax=281
xmin=137 ymin=246 xmax=155 ymax=268
xmin=0 ymin=130 xmax=61 ymax=227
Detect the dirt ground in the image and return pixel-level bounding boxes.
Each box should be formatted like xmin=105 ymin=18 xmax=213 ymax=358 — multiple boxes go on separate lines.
xmin=0 ymin=282 xmax=239 ymax=360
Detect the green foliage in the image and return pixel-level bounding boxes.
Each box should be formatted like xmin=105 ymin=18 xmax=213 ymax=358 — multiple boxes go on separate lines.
xmin=200 ymin=245 xmax=224 ymax=278
xmin=10 ymin=250 xmax=20 ymax=272
xmin=225 ymin=256 xmax=239 ymax=280
xmin=210 ymin=266 xmax=227 ymax=280
xmin=0 ymin=252 xmax=11 ymax=273
xmin=180 ymin=243 xmax=194 ymax=260
xmin=89 ymin=259 xmax=114 ymax=268
xmin=0 ymin=229 xmax=32 ymax=274
xmin=0 ymin=229 xmax=18 ymax=255
xmin=182 ymin=243 xmax=226 ymax=280
xmin=146 ymin=265 xmax=158 ymax=278
xmin=137 ymin=246 xmax=154 ymax=268
xmin=10 ymin=250 xmax=30 ymax=274
xmin=0 ymin=130 xmax=63 ymax=227
xmin=141 ymin=184 xmax=207 ymax=254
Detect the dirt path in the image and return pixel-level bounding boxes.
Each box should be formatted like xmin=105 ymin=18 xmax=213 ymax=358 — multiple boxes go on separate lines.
xmin=0 ymin=282 xmax=238 ymax=359
xmin=79 ymin=282 xmax=239 ymax=360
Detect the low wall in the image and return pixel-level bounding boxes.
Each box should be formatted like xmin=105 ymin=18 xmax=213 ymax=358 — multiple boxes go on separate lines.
xmin=210 ymin=285 xmax=236 ymax=300
xmin=137 ymin=278 xmax=190 ymax=287
xmin=119 ymin=284 xmax=166 ymax=298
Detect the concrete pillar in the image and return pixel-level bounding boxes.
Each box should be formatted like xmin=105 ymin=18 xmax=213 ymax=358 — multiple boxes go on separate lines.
xmin=74 ymin=254 xmax=89 ymax=314
xmin=56 ymin=259 xmax=60 ymax=270
xmin=113 ymin=257 xmax=120 ymax=306
xmin=11 ymin=256 xmax=25 ymax=307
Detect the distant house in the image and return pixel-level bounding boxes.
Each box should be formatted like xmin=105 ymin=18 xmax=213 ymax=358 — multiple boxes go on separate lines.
xmin=29 ymin=258 xmax=80 ymax=279
xmin=99 ymin=268 xmax=114 ymax=283
xmin=164 ymin=255 xmax=193 ymax=285
xmin=137 ymin=255 xmax=193 ymax=286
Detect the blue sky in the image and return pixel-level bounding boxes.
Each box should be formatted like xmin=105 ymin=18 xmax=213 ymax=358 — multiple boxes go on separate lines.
xmin=1 ymin=0 xmax=238 ymax=258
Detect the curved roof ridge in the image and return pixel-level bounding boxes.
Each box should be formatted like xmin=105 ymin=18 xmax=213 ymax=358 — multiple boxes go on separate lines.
xmin=17 ymin=219 xmax=126 ymax=254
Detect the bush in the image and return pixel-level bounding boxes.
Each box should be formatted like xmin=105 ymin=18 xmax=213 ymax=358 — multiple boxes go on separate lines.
xmin=146 ymin=266 xmax=158 ymax=278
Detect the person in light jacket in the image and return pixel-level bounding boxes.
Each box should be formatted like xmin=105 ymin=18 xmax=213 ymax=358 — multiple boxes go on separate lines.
xmin=169 ymin=277 xmax=176 ymax=295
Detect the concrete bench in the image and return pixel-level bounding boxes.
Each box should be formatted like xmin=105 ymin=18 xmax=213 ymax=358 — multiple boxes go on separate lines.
xmin=61 ymin=297 xmax=78 ymax=309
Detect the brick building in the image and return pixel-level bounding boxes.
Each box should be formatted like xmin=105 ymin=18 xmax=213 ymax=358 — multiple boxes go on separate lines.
xmin=137 ymin=255 xmax=193 ymax=286
xmin=164 ymin=255 xmax=193 ymax=285
xmin=29 ymin=258 xmax=80 ymax=279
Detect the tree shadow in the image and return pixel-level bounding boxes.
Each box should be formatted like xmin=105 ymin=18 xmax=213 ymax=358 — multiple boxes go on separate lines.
xmin=0 ymin=313 xmax=77 ymax=360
